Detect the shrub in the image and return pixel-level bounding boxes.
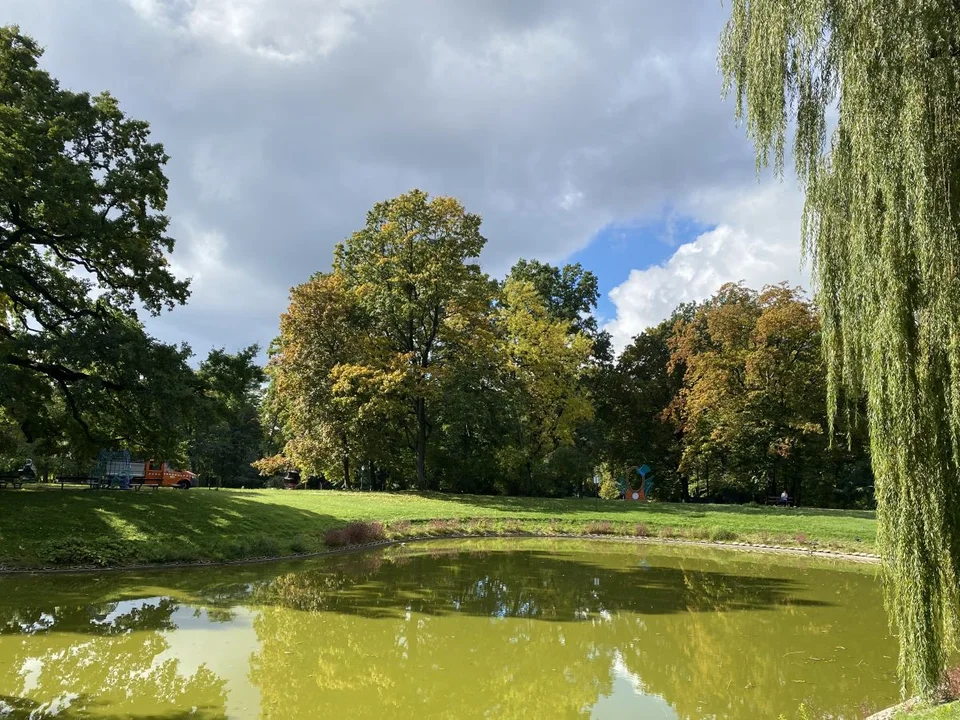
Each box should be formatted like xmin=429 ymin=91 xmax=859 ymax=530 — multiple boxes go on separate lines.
xmin=660 ymin=526 xmax=675 ymax=538
xmin=387 ymin=520 xmax=412 ymax=536
xmin=710 ymin=527 xmax=738 ymax=542
xmin=290 ymin=535 xmax=310 ymax=554
xmin=794 ymin=533 xmax=809 ymax=545
xmin=635 ymin=523 xmax=650 ymax=537
xmin=599 ymin=476 xmax=621 ymax=500
xmin=503 ymin=520 xmax=525 ymax=534
xmin=426 ymin=519 xmax=458 ymax=535
xmin=467 ymin=519 xmax=491 ymax=535
xmin=584 ymin=521 xmax=615 ymax=535
xmin=247 ymin=535 xmax=282 ymax=557
xmin=43 ymin=537 xmax=134 ymax=567
xmin=348 ymin=521 xmax=385 ymax=544
xmin=324 ymin=528 xmax=348 ymax=547
xmin=325 ymin=522 xmax=386 ymax=547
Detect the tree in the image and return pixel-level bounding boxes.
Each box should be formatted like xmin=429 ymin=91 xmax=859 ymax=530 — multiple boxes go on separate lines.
xmin=333 ymin=190 xmax=494 ymax=489
xmin=598 ymin=307 xmax=693 ymax=501
xmin=509 ymin=258 xmax=612 ymax=361
xmin=666 ymin=284 xmax=838 ymax=502
xmin=720 ymin=1 xmax=960 ymax=694
xmin=265 ymin=272 xmax=404 ymax=487
xmin=495 ymin=279 xmax=594 ymax=495
xmin=0 ymin=27 xmax=192 ymax=458
xmin=189 ymin=345 xmax=265 ymax=488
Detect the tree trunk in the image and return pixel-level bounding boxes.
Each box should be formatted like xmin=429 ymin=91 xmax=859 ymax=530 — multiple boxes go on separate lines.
xmin=342 ymin=454 xmax=351 ymax=490
xmin=415 ymin=397 xmax=427 ymax=490
xmin=680 ymin=474 xmax=690 ymax=502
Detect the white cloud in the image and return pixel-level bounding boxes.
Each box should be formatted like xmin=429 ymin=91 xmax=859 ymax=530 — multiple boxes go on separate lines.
xmin=168 ymin=220 xmax=287 ymax=313
xmin=126 ymin=0 xmax=380 ymax=61
xmin=605 ymin=180 xmax=808 ymax=350
xmin=6 ymin=0 xmax=769 ymax=355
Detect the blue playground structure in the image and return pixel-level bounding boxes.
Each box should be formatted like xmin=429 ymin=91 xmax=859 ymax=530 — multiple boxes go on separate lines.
xmin=91 ymin=449 xmax=132 ymax=490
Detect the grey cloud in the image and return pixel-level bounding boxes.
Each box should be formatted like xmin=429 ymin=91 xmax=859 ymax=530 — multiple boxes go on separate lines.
xmin=1 ymin=0 xmax=765 ymax=357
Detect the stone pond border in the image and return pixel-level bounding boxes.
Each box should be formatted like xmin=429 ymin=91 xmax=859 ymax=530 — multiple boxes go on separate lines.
xmin=0 ymin=532 xmax=880 ymax=575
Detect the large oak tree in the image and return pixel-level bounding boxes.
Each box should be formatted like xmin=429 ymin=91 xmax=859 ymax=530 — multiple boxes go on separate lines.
xmin=0 ymin=27 xmax=194 ymax=459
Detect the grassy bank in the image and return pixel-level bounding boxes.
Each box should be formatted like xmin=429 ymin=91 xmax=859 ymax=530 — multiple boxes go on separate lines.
xmin=0 ymin=487 xmax=877 ymax=569
xmin=895 ymin=702 xmax=960 ymax=719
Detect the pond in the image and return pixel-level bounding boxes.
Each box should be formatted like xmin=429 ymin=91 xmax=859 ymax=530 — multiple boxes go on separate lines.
xmin=0 ymin=538 xmax=898 ymax=719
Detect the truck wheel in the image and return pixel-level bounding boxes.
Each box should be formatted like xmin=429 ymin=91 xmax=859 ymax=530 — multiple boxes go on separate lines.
xmin=177 ymin=480 xmax=191 ymax=490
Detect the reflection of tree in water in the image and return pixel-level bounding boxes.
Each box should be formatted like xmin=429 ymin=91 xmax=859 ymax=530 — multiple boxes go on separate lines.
xmin=0 ymin=596 xmax=228 ymax=719
xmin=607 ymin=562 xmax=889 ymax=719
xmin=247 ymin=546 xmax=897 ymax=719
xmin=0 ymin=544 xmax=897 ymax=719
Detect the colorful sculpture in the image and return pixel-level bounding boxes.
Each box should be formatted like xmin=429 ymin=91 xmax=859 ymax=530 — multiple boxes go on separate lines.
xmin=624 ymin=464 xmax=654 ymax=502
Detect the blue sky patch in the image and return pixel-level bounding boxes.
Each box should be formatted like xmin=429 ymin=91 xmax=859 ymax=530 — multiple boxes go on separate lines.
xmin=570 ymin=213 xmax=715 ymax=323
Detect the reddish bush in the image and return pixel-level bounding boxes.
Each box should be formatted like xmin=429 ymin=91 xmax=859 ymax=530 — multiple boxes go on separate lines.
xmin=324 ymin=522 xmax=386 ymax=547
xmin=794 ymin=533 xmax=809 ymax=545
xmin=324 ymin=528 xmax=348 ymax=547
xmin=635 ymin=523 xmax=650 ymax=537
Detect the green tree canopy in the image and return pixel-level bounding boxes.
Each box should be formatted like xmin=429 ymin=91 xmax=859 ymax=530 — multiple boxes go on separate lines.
xmin=0 ymin=26 xmax=192 ymax=458
xmin=508 ymin=258 xmax=611 ymax=361
xmin=334 ymin=190 xmax=494 ymax=489
xmin=495 ymin=278 xmax=594 ymax=495
xmin=265 ymin=272 xmax=404 ymax=486
xmin=189 ymin=345 xmax=266 ymax=488
xmin=720 ymin=0 xmax=960 ymax=695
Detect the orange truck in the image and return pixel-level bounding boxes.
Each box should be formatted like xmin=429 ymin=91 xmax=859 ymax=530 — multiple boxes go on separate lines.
xmin=131 ymin=461 xmax=198 ymax=489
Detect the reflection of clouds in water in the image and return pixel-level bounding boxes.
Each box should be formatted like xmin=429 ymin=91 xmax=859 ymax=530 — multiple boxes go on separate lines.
xmin=156 ymin=604 xmax=262 ymax=719
xmin=589 ymin=650 xmax=677 ymax=719
xmin=18 ymin=656 xmax=42 ymax=693
xmin=92 ymin=598 xmax=161 ymax=626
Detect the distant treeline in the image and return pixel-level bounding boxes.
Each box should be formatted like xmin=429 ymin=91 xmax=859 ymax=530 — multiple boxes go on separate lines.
xmin=0 ymin=28 xmax=869 ymax=504
xmin=257 ymin=191 xmax=873 ymax=508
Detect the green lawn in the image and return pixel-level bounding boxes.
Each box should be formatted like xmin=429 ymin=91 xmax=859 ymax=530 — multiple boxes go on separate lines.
xmin=897 ymin=701 xmax=960 ymax=719
xmin=0 ymin=486 xmax=877 ymax=568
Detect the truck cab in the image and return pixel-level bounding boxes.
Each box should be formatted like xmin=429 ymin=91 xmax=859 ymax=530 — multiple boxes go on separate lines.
xmin=143 ymin=461 xmax=198 ymax=489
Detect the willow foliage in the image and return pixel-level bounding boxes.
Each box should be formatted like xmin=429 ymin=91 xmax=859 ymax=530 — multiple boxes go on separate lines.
xmin=720 ymin=0 xmax=960 ymax=697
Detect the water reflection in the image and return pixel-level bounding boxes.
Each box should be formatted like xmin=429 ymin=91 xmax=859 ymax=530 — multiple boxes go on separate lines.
xmin=0 ymin=597 xmax=228 ymax=718
xmin=0 ymin=540 xmax=898 ymax=719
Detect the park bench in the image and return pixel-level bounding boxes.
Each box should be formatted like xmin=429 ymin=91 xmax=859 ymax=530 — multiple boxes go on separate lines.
xmin=766 ymin=495 xmax=794 ymax=506
xmin=55 ymin=475 xmax=100 ymax=490
xmin=131 ymin=477 xmax=162 ymax=491
xmin=0 ymin=472 xmax=24 ymax=490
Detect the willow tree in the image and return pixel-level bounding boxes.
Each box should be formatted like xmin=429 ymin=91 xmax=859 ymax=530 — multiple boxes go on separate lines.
xmin=719 ymin=1 xmax=960 ymax=696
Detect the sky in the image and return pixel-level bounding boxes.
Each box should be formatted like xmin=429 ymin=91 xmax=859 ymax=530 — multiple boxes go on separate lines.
xmin=3 ymin=0 xmax=810 ymax=355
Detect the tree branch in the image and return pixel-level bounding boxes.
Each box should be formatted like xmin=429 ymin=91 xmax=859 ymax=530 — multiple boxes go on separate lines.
xmin=4 ymin=354 xmax=125 ymax=391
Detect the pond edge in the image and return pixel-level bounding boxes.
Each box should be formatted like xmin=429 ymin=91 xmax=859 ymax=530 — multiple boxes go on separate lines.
xmin=0 ymin=533 xmax=880 ymax=576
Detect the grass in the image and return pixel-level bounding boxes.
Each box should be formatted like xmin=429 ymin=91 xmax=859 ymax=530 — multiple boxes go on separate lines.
xmin=0 ymin=486 xmax=878 ymax=569
xmin=895 ymin=701 xmax=960 ymax=719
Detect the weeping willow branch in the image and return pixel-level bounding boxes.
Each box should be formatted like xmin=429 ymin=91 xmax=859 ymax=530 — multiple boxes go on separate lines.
xmin=720 ymin=0 xmax=960 ymax=699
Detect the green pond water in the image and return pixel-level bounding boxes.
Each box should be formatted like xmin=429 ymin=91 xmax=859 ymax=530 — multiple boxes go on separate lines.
xmin=0 ymin=539 xmax=899 ymax=719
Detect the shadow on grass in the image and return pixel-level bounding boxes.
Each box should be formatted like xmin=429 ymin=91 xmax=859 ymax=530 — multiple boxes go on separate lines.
xmin=0 ymin=488 xmax=337 ymax=566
